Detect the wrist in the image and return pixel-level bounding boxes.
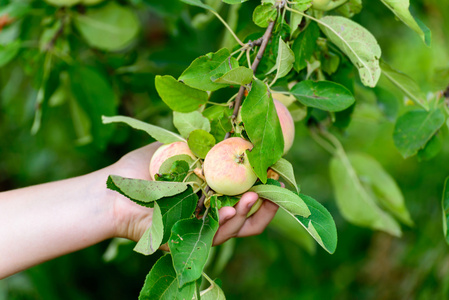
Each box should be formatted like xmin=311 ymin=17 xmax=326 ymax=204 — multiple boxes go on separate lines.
xmin=104 ymin=161 xmax=154 ymax=241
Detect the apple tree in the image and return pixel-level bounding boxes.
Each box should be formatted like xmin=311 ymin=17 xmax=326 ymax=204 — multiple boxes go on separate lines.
xmin=1 ymin=0 xmax=448 ymax=298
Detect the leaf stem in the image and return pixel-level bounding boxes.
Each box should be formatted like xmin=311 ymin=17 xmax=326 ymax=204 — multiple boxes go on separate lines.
xmin=207 ymin=101 xmax=230 ymax=107
xmin=210 ymin=10 xmax=245 ymax=47
xmin=202 ymin=272 xmax=215 ymax=285
xmin=310 ymin=129 xmax=336 ymax=155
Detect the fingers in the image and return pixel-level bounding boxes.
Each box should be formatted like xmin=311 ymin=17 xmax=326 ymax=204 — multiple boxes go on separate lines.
xmin=218 ymin=206 xmax=236 ymax=226
xmin=237 ymin=200 xmax=278 ymax=237
xmin=213 ymin=192 xmax=259 ymax=245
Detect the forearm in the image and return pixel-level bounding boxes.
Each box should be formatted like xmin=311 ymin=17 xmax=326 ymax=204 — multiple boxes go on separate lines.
xmin=0 ymin=166 xmax=117 ymax=279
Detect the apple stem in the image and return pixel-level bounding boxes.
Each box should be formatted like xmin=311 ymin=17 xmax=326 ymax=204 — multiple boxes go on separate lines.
xmin=225 ymin=20 xmax=276 ymax=139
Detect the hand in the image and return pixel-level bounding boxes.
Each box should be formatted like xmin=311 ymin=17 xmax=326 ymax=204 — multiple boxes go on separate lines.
xmin=110 ymin=143 xmax=279 ymax=246
xmin=214 ymin=192 xmax=278 ymax=245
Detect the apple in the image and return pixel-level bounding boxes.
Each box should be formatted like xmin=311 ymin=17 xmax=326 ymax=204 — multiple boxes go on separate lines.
xmin=311 ymin=0 xmax=348 ymax=11
xmin=274 ymin=99 xmax=295 ymax=155
xmin=149 ymin=141 xmax=196 ymax=180
xmin=203 ymin=137 xmax=257 ymax=196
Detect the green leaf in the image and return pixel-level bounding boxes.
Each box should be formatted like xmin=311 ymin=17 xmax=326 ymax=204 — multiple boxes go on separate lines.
xmin=380 ymin=0 xmax=431 ymax=46
xmin=187 ymin=129 xmax=216 ymax=159
xmin=69 ymin=66 xmax=117 ymax=149
xmin=44 ymin=0 xmax=79 ymax=6
xmin=180 ymin=0 xmax=214 ymax=10
xmin=173 ymin=111 xmax=211 ymax=139
xmin=290 ymin=80 xmax=355 ymax=112
xmin=417 ymin=134 xmax=442 ymax=162
xmin=134 ymin=202 xmax=163 ymax=255
xmin=211 ymin=66 xmax=253 ymax=86
xmin=179 ymin=48 xmax=239 ymax=92
xmin=336 ymin=0 xmax=363 ymax=18
xmin=0 ymin=2 xmax=31 ymax=19
xmin=106 ymin=175 xmax=188 ymax=206
xmin=155 ymin=75 xmax=209 ymax=112
xmin=249 ymin=184 xmax=310 ymax=217
xmin=269 ymin=208 xmax=316 ymax=254
xmin=223 ymin=0 xmax=249 ymax=4
xmin=74 ymin=2 xmax=139 ymax=51
xmin=31 ymin=53 xmax=53 ymax=135
xmin=348 ymin=152 xmax=413 ymax=226
xmin=215 ymin=195 xmax=240 ymax=209
xmin=442 ymin=177 xmax=449 ymax=245
xmin=393 ymin=109 xmax=445 ymax=158
xmin=203 ymin=106 xmax=232 ymax=142
xmin=318 ymin=16 xmax=381 ymax=87
xmin=380 ymin=60 xmax=428 ymax=110
xmin=138 ymin=254 xmax=195 ymax=300
xmin=195 ymin=279 xmax=226 ymax=300
xmin=102 ymin=115 xmax=185 ymax=144
xmin=289 ymin=1 xmax=313 ymax=37
xmin=330 ymin=150 xmax=402 ymax=236
xmin=267 ymin=37 xmax=295 ymax=85
xmin=0 ymin=40 xmax=21 ymax=68
xmin=155 ymin=160 xmax=190 ymax=182
xmin=294 ymin=194 xmax=338 ymax=254
xmin=252 ymin=4 xmax=277 ymax=28
xmin=158 ymin=187 xmax=198 ymax=244
xmin=158 ymin=155 xmax=196 ymax=175
xmin=292 ymin=21 xmax=319 ymax=72
xmin=169 ymin=214 xmax=219 ymax=287
xmin=241 ymin=79 xmax=284 ymax=183
xmin=270 ymin=158 xmax=300 ymax=193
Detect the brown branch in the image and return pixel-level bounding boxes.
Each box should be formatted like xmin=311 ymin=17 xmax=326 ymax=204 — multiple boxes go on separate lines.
xmin=224 ymin=20 xmax=276 ymax=139
xmin=195 ymin=21 xmax=276 ymax=217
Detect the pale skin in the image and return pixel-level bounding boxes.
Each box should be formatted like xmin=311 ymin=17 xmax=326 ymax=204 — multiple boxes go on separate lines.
xmin=0 ymin=142 xmax=278 ymax=279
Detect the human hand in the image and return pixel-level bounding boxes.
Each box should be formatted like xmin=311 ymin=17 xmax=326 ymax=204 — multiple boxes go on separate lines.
xmin=108 ymin=143 xmax=279 ymax=246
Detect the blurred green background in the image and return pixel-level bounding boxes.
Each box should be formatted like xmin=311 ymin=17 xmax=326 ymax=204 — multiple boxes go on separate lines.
xmin=1 ymin=0 xmax=449 ymax=299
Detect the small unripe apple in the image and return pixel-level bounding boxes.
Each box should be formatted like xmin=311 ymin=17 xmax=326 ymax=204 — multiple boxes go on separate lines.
xmin=274 ymin=99 xmax=295 ymax=155
xmin=312 ymin=0 xmax=348 ymax=11
xmin=247 ymin=198 xmax=263 ymax=218
xmin=149 ymin=142 xmax=196 ymax=180
xmin=203 ymin=137 xmax=257 ymax=196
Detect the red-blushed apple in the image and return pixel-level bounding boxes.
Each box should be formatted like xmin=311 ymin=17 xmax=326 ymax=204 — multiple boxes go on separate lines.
xmin=203 ymin=137 xmax=257 ymax=196
xmin=149 ymin=141 xmax=196 ymax=180
xmin=274 ymin=99 xmax=295 ymax=155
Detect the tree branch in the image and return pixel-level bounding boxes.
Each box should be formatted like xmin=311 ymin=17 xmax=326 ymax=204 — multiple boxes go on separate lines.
xmin=195 ymin=21 xmax=276 ymax=217
xmin=224 ymin=20 xmax=276 ymax=139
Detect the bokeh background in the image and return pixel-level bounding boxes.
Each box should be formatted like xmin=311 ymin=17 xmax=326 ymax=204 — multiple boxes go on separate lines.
xmin=1 ymin=0 xmax=449 ymax=299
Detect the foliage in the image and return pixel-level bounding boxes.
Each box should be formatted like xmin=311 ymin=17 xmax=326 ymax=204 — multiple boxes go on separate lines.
xmin=1 ymin=0 xmax=449 ymax=299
